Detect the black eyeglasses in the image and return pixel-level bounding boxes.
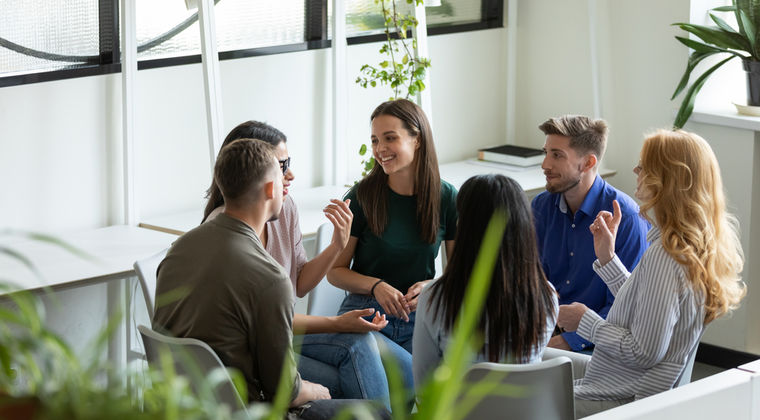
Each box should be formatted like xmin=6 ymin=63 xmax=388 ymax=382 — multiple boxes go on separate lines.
xmin=279 ymin=157 xmax=291 ymax=175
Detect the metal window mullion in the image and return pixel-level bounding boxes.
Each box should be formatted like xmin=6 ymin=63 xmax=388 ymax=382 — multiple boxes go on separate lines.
xmin=121 ymin=0 xmax=138 ymax=225
xmin=99 ymin=0 xmax=120 ymax=64
xmin=305 ymin=0 xmax=328 ymax=42
xmin=198 ymin=0 xmax=225 ymax=166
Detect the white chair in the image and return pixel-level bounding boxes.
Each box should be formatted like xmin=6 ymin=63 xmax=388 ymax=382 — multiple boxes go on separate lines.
xmin=133 ymin=248 xmax=168 ymax=318
xmin=138 ymin=325 xmax=249 ymax=414
xmin=307 ymin=223 xmax=348 ymax=317
xmin=675 ymin=335 xmax=703 ymax=387
xmin=459 ymin=356 xmax=575 ymax=420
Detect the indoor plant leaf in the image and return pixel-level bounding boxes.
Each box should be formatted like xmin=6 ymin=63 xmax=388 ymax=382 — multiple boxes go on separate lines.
xmin=737 ymin=9 xmax=760 ymax=58
xmin=710 ymin=13 xmax=741 ymax=35
xmin=671 ymin=50 xmax=724 ymax=100
xmin=674 ymin=56 xmax=735 ymax=129
xmin=674 ymin=23 xmax=750 ymax=51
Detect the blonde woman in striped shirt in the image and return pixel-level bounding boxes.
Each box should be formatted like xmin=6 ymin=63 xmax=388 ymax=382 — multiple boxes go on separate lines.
xmin=555 ymin=129 xmax=745 ymax=417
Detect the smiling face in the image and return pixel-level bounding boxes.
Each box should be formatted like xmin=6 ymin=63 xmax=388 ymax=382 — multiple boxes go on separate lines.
xmin=541 ymin=134 xmax=587 ymax=194
xmin=273 ymin=141 xmax=294 ymax=196
xmin=371 ymin=114 xmax=419 ymax=178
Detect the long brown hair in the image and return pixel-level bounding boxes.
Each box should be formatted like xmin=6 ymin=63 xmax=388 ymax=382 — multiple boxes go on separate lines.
xmin=429 ymin=174 xmax=556 ymax=362
xmin=202 ymin=121 xmax=287 ymax=222
xmin=357 ymin=99 xmax=441 ymax=243
xmin=638 ymin=129 xmax=745 ymax=323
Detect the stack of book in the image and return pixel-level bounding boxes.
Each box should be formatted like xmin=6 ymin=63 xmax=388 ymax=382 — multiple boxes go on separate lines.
xmin=477 ymin=145 xmax=544 ymax=167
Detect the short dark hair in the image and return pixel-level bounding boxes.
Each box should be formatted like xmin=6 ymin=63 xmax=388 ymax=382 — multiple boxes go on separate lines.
xmin=538 ymin=115 xmax=608 ymax=161
xmin=213 ymin=139 xmax=277 ymax=205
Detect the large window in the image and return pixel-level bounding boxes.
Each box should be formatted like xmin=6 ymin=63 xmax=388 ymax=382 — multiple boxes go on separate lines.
xmin=0 ymin=0 xmax=111 ymax=78
xmin=0 ymin=0 xmax=503 ymax=87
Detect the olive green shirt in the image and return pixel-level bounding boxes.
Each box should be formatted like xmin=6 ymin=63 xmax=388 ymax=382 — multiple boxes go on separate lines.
xmin=153 ymin=213 xmax=301 ymax=403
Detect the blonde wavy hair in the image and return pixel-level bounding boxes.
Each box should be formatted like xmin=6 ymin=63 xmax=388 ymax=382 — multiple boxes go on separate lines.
xmin=638 ymin=129 xmax=745 ymax=323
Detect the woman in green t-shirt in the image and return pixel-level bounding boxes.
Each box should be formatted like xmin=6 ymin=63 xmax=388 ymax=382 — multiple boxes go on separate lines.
xmin=328 ymin=99 xmax=458 ymax=389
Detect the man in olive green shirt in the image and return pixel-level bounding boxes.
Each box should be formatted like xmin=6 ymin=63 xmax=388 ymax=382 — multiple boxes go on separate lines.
xmin=153 ymin=139 xmax=329 ymax=407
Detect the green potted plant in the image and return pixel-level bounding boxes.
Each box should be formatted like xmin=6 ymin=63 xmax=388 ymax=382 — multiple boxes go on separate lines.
xmin=354 ymin=0 xmax=433 ymax=178
xmin=671 ymin=0 xmax=760 ymax=129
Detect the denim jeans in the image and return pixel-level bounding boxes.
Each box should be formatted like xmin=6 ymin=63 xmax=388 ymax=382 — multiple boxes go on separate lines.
xmin=295 ymin=332 xmax=390 ymax=409
xmin=338 ymin=293 xmax=415 ymax=393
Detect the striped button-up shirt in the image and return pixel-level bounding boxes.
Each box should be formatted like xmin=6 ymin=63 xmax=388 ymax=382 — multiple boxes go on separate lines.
xmin=574 ymin=227 xmax=704 ymax=401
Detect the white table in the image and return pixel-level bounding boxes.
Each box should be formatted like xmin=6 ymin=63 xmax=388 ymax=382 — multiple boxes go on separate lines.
xmin=0 ymin=226 xmax=178 ymax=373
xmin=1 ymin=225 xmax=177 ymax=292
xmin=138 ymin=160 xmax=617 ymax=239
xmin=138 ymin=185 xmax=350 ymax=240
xmin=439 ymin=159 xmax=617 ymax=196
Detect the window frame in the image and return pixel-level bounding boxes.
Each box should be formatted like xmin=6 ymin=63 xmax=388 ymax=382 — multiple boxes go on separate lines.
xmin=0 ymin=0 xmax=503 ymax=88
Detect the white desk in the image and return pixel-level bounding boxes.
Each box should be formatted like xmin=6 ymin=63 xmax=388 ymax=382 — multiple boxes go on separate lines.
xmin=439 ymin=159 xmax=617 ymax=196
xmin=0 ymin=225 xmax=177 ymax=293
xmin=139 ymin=185 xmax=350 ymax=240
xmin=138 ymin=160 xmax=617 ymax=239
xmin=0 ymin=226 xmax=177 ymax=374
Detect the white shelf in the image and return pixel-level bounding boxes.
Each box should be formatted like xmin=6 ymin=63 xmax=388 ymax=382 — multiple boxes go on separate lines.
xmin=691 ymin=103 xmax=760 ymax=132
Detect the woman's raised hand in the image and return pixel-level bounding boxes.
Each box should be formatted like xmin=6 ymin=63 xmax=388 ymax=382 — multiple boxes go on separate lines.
xmin=324 ymin=199 xmax=353 ymax=250
xmin=589 ymin=199 xmax=622 ymax=266
xmin=373 ymin=281 xmax=411 ymax=322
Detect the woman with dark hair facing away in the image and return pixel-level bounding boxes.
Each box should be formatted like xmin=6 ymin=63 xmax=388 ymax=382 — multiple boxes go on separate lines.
xmin=203 ymin=121 xmax=393 ymax=406
xmin=555 ymin=129 xmax=746 ymax=417
xmin=328 ymin=99 xmax=458 ymax=390
xmin=412 ymin=174 xmax=558 ymax=388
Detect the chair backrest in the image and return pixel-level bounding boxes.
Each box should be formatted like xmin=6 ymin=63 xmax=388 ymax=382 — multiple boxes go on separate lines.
xmin=133 ymin=248 xmax=168 ymax=319
xmin=460 ymin=356 xmax=575 ymax=420
xmin=675 ymin=333 xmax=703 ymax=387
xmin=307 ymin=223 xmax=348 ymax=317
xmin=138 ymin=325 xmax=248 ymax=413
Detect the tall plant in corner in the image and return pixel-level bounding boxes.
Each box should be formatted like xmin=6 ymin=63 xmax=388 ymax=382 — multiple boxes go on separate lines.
xmin=355 ymin=0 xmax=432 ymax=177
xmin=672 ymin=0 xmax=760 ymax=129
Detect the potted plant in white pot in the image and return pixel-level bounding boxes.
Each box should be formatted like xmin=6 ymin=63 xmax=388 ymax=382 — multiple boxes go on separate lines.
xmin=671 ymin=0 xmax=760 ymax=129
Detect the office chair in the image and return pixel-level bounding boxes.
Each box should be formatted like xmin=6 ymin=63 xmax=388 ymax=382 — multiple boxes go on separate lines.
xmin=133 ymin=248 xmax=168 ymax=318
xmin=138 ymin=325 xmax=249 ymax=414
xmin=459 ymin=356 xmax=575 ymax=420
xmin=306 ymin=223 xmax=348 ymax=317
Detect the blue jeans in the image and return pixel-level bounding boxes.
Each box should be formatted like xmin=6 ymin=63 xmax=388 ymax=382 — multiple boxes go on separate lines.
xmin=295 ymin=332 xmax=390 ymax=409
xmin=338 ymin=293 xmax=415 ymax=393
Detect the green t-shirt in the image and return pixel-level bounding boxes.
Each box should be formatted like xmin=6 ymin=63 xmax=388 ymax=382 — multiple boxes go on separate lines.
xmin=346 ymin=180 xmax=458 ymax=293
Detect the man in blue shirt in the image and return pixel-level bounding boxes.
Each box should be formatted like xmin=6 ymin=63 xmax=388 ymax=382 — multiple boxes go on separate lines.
xmin=531 ymin=115 xmax=650 ymax=352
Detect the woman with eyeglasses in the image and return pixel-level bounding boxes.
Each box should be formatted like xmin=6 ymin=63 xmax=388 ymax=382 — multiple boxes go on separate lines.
xmin=203 ymin=121 xmax=393 ymax=407
xmin=328 ymin=99 xmax=458 ymax=394
xmin=553 ymin=129 xmax=746 ymax=417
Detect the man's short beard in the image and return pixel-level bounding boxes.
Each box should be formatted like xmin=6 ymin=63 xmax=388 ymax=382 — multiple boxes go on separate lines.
xmin=546 ymin=176 xmax=581 ymax=194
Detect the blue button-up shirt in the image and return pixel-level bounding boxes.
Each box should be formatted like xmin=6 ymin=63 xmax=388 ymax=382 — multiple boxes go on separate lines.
xmin=531 ymin=175 xmax=650 ymax=351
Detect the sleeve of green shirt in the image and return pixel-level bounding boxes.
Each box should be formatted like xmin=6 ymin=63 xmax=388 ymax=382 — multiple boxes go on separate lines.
xmin=251 ymin=279 xmax=301 ymax=402
xmin=345 ymin=187 xmax=367 ymax=238
xmin=443 ymin=181 xmax=458 ymax=241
